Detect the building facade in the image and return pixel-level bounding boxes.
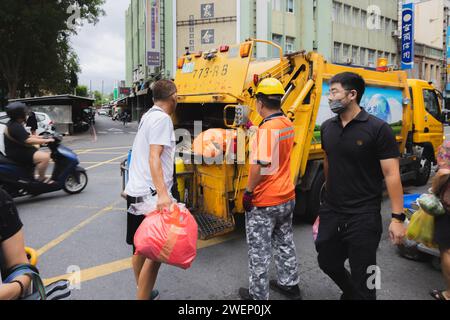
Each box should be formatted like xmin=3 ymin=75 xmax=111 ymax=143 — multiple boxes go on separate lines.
xmin=332 ymin=0 xmax=399 ymax=67
xmin=407 ymin=0 xmax=445 ymax=91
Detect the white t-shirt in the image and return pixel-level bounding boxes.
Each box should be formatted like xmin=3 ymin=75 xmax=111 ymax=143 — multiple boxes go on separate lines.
xmin=125 ymin=106 xmax=176 ymax=198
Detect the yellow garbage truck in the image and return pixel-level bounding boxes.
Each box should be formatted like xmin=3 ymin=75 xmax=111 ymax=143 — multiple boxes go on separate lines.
xmin=123 ymin=39 xmax=445 ymax=240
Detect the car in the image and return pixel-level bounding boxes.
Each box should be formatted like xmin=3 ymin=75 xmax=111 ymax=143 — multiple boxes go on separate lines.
xmin=98 ymin=109 xmax=109 ymax=116
xmin=32 ymin=112 xmax=56 ymax=136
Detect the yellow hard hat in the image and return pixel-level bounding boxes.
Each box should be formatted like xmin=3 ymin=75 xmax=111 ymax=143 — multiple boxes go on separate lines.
xmin=255 ymin=78 xmax=285 ymax=96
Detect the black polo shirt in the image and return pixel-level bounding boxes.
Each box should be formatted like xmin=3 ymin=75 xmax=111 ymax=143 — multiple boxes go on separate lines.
xmin=320 ymin=108 xmax=400 ymax=214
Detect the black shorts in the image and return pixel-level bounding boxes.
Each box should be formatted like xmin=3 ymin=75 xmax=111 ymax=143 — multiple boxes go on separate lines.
xmin=126 ymin=196 xmax=146 ymax=254
xmin=0 ymin=188 xmax=23 ymax=243
xmin=8 ymin=148 xmax=37 ymax=167
xmin=434 ymin=214 xmax=450 ymax=250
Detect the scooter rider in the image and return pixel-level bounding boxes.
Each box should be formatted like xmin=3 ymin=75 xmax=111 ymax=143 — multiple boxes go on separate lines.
xmin=4 ymin=102 xmax=55 ymax=183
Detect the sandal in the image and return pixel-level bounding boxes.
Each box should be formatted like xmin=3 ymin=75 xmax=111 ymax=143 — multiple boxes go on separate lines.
xmin=429 ymin=289 xmax=450 ymax=300
xmin=38 ymin=178 xmax=56 ymax=185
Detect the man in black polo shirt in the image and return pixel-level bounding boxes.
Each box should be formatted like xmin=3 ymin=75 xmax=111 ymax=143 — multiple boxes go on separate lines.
xmin=317 ymin=72 xmax=406 ymax=300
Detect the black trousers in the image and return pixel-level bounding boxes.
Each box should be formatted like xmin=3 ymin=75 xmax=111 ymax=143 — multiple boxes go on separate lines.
xmin=315 ymin=207 xmax=382 ymax=300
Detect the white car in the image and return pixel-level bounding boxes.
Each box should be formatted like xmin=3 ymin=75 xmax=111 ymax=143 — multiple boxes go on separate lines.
xmin=0 ymin=111 xmax=56 ymax=155
xmin=98 ymin=109 xmax=109 ymax=116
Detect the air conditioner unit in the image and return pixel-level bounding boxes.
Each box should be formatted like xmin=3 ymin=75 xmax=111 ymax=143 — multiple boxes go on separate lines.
xmin=392 ymin=30 xmax=400 ymax=37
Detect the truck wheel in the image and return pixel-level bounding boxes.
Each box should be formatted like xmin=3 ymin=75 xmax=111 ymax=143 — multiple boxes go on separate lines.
xmin=413 ymin=156 xmax=432 ymax=186
xmin=303 ymin=169 xmax=325 ymax=224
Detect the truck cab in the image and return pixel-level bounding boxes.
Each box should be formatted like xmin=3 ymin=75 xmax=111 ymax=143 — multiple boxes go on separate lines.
xmin=407 ymin=79 xmax=445 ymax=185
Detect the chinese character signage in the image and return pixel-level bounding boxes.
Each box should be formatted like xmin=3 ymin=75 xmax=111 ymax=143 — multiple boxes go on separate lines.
xmin=401 ymin=2 xmax=414 ymax=70
xmin=201 ymin=3 xmax=214 ymax=19
xmin=201 ymin=29 xmax=215 ymax=44
xmin=146 ymin=0 xmax=160 ymax=67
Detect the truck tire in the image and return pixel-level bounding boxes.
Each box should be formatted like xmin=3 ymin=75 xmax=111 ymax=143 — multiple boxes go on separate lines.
xmin=301 ymin=169 xmax=325 ymax=224
xmin=413 ymin=155 xmax=432 ymax=186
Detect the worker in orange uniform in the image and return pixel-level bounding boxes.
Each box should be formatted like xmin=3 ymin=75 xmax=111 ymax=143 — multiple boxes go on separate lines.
xmin=239 ymin=78 xmax=301 ymax=300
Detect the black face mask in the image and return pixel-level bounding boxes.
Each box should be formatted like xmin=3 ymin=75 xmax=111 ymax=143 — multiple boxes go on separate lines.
xmin=329 ymin=99 xmax=347 ymax=114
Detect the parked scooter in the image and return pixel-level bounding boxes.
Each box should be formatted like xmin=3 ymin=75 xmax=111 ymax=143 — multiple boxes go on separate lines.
xmin=397 ymin=194 xmax=441 ymax=270
xmin=0 ymin=133 xmax=88 ymax=198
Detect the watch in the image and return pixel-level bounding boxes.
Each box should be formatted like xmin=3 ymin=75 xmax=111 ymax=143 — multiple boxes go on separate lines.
xmin=391 ymin=212 xmax=406 ymax=222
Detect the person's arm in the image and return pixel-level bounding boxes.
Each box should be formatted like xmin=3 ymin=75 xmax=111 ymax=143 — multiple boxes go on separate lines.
xmin=323 ymin=154 xmax=329 ymax=184
xmin=149 ymin=145 xmax=173 ymax=212
xmin=381 ymin=158 xmax=406 ymax=245
xmin=25 ymin=136 xmax=53 ymax=145
xmin=431 ymin=168 xmax=450 ymax=194
xmin=0 ymin=275 xmax=30 ymax=300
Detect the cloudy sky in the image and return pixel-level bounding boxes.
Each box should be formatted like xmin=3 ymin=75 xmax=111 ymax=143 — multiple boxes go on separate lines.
xmin=70 ymin=0 xmax=129 ymax=95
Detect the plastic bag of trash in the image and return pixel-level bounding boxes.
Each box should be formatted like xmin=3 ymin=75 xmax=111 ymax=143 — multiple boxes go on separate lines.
xmin=134 ymin=204 xmax=198 ymax=269
xmin=417 ymin=193 xmax=445 ymax=217
xmin=406 ymin=208 xmax=438 ymax=248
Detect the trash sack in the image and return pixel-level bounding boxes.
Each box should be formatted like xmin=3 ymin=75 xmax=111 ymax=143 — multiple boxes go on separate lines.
xmin=192 ymin=129 xmax=236 ymax=158
xmin=312 ymin=216 xmax=320 ymax=242
xmin=134 ymin=203 xmax=198 ymax=269
xmin=406 ymin=208 xmax=438 ymax=248
xmin=417 ymin=193 xmax=445 ymax=217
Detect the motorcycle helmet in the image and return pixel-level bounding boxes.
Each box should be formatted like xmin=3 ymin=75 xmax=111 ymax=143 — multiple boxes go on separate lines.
xmin=5 ymin=102 xmax=28 ymax=121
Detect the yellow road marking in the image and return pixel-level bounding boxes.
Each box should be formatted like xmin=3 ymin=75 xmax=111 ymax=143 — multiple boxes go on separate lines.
xmin=36 ymin=200 xmax=122 ymax=257
xmin=43 ymin=233 xmax=238 ymax=286
xmin=85 ymin=154 xmax=128 ymax=170
xmin=75 ymin=146 xmax=131 ymax=153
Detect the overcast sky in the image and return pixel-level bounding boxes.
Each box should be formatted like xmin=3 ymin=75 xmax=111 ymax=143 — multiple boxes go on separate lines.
xmin=70 ymin=0 xmax=129 ymax=95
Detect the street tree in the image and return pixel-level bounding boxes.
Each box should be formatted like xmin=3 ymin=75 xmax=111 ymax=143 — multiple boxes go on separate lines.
xmin=0 ymin=0 xmax=105 ymax=99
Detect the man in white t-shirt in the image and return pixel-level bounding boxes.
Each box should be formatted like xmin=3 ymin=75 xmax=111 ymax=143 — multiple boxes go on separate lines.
xmin=124 ymin=79 xmax=178 ymax=300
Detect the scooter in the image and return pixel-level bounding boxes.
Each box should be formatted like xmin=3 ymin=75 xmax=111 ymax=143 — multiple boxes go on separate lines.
xmin=0 ymin=134 xmax=88 ymax=198
xmin=397 ymin=193 xmax=441 ymax=270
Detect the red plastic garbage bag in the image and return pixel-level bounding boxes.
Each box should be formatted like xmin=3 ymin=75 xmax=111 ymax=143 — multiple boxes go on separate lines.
xmin=134 ymin=204 xmax=198 ymax=269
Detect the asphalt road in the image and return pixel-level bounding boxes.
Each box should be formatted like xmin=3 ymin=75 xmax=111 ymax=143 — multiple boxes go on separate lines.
xmin=14 ymin=116 xmax=448 ymax=300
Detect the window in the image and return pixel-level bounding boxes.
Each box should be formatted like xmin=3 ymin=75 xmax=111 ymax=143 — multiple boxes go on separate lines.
xmin=336 ymin=2 xmax=342 ymax=24
xmin=361 ymin=10 xmax=367 ymax=29
xmin=352 ymin=46 xmax=359 ymax=65
xmin=272 ymin=0 xmax=281 ymax=11
xmin=379 ymin=17 xmax=384 ymax=30
xmin=377 ymin=51 xmax=384 ymax=60
xmin=352 ymin=8 xmax=359 ymax=27
xmin=285 ymin=37 xmax=295 ymax=53
xmin=36 ymin=114 xmax=46 ymax=122
xmin=272 ymin=34 xmax=283 ymax=57
xmin=286 ymin=0 xmax=294 ymax=13
xmin=392 ymin=21 xmax=398 ymax=33
xmin=334 ymin=42 xmax=341 ymax=62
xmin=332 ymin=2 xmax=337 ymax=22
xmin=343 ymin=44 xmax=350 ymax=59
xmin=391 ymin=54 xmax=396 ymax=65
xmin=423 ymin=89 xmax=441 ymax=120
xmin=385 ymin=18 xmax=391 ymax=33
xmin=344 ymin=5 xmax=351 ymax=25
xmin=368 ymin=49 xmax=375 ymax=66
xmin=360 ymin=48 xmax=367 ymax=66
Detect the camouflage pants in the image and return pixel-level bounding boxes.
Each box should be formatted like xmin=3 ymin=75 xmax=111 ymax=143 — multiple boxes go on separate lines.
xmin=245 ymin=199 xmax=299 ymax=300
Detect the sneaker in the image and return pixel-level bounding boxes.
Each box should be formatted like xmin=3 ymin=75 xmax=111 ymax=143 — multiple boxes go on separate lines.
xmin=238 ymin=287 xmax=254 ymax=300
xmin=150 ymin=289 xmax=160 ymax=300
xmin=269 ymin=280 xmax=302 ymax=300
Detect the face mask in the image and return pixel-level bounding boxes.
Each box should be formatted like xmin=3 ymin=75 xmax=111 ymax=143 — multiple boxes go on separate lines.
xmin=329 ymin=99 xmax=348 ymax=114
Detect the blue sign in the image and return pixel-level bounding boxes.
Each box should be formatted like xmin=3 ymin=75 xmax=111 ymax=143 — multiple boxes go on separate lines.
xmin=401 ymin=3 xmax=414 ymax=70
xmin=447 ymin=26 xmax=450 ymax=63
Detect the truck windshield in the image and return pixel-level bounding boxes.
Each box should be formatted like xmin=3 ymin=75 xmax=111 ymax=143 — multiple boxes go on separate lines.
xmin=423 ymin=89 xmax=441 ymax=121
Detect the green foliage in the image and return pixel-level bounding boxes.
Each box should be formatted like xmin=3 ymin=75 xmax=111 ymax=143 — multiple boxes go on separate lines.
xmin=0 ymin=0 xmax=105 ymax=99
